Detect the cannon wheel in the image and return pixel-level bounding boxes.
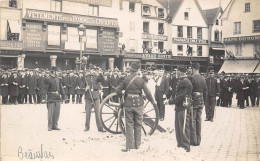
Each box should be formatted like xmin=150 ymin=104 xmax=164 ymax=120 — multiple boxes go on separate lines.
xmin=99 ymin=93 xmax=159 ymax=135
xmin=118 ymin=100 xmax=159 ymax=136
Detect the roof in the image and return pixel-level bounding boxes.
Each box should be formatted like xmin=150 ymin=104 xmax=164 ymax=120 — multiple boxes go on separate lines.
xmin=221 ymin=0 xmax=234 ymax=19
xmin=204 ymin=7 xmax=219 ymax=25
xmin=156 ymin=0 xmax=183 ymax=20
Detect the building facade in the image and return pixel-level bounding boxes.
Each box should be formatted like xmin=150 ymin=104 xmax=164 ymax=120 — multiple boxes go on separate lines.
xmin=220 ymin=0 xmax=260 ymax=73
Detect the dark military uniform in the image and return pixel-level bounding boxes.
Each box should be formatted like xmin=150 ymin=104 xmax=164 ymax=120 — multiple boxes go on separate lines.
xmin=116 ymin=72 xmax=155 ymax=150
xmin=84 ymin=73 xmax=103 ymax=131
xmin=189 ymin=72 xmax=207 ymax=146
xmin=45 ymin=75 xmax=64 ymax=131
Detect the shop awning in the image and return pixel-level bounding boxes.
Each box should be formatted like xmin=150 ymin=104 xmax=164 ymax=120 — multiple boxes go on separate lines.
xmin=212 ymin=48 xmax=225 ymax=51
xmin=253 ymin=62 xmax=260 ymax=73
xmin=8 ymin=20 xmax=21 ymax=34
xmin=219 ymin=60 xmax=259 ymax=73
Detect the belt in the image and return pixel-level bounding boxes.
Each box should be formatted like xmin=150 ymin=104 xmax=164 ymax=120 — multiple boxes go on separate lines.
xmin=103 ymin=86 xmax=109 ymax=88
xmin=49 ymin=91 xmax=59 ymax=94
xmin=192 ymin=92 xmax=202 ymax=95
xmin=127 ymin=94 xmax=140 ymax=97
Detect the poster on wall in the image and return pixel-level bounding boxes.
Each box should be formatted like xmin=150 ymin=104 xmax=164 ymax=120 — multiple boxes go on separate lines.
xmin=98 ymin=28 xmax=118 ymax=54
xmin=23 ymin=22 xmax=46 ymax=51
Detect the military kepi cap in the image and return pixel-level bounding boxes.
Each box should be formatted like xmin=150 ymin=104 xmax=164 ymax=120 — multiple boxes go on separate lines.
xmin=191 ymin=62 xmax=200 ymax=70
xmin=177 ymin=65 xmax=187 ymax=73
xmin=130 ymin=62 xmax=140 ymax=72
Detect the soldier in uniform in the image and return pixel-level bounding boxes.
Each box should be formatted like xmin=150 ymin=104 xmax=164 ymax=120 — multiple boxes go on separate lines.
xmin=45 ymin=67 xmax=64 ymax=131
xmin=116 ymin=62 xmax=156 ymax=152
xmin=1 ymin=72 xmax=9 ymax=104
xmin=166 ymin=65 xmax=193 ymax=152
xmin=84 ymin=65 xmax=103 ymax=132
xmin=189 ymin=63 xmax=207 ymax=146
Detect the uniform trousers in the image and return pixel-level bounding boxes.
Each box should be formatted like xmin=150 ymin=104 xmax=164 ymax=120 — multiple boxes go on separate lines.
xmin=47 ymin=101 xmax=61 ymax=130
xmin=85 ymin=98 xmax=103 ymax=131
xmin=205 ymin=96 xmax=216 ymax=120
xmin=190 ymin=105 xmax=203 ymax=146
xmin=175 ymin=108 xmax=191 ymax=150
xmin=124 ymin=106 xmax=143 ymax=149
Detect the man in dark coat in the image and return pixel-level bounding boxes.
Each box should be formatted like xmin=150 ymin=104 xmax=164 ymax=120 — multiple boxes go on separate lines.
xmin=19 ymin=70 xmax=27 ymax=104
xmin=236 ymin=75 xmax=248 ymax=109
xmin=244 ymin=75 xmax=250 ymax=106
xmin=249 ymin=75 xmax=258 ymax=107
xmin=101 ymin=72 xmax=111 ymax=100
xmin=155 ymin=69 xmax=169 ymax=121
xmin=27 ymin=70 xmax=37 ymax=104
xmin=116 ymin=62 xmax=156 ymax=152
xmin=1 ymin=72 xmax=9 ymax=104
xmin=110 ymin=68 xmax=120 ymax=102
xmin=61 ymin=71 xmax=69 ymax=104
xmin=67 ymin=71 xmax=76 ymax=104
xmin=9 ymin=71 xmax=20 ymax=105
xmin=36 ymin=71 xmax=46 ymax=103
xmin=205 ymin=71 xmax=219 ymax=122
xmin=76 ymin=71 xmax=85 ymax=104
xmin=222 ymin=75 xmax=231 ymax=107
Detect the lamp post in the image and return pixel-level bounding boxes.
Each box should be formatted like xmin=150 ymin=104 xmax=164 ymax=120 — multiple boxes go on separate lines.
xmin=77 ymin=23 xmax=86 ymax=70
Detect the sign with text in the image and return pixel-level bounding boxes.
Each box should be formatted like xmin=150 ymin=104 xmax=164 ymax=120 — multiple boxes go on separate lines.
xmin=98 ymin=28 xmax=118 ymax=54
xmin=62 ymin=0 xmax=112 ymax=7
xmin=224 ymin=35 xmax=260 ymax=43
xmin=125 ymin=53 xmax=171 ymax=59
xmin=23 ymin=22 xmax=46 ymax=51
xmin=0 ymin=41 xmax=23 ymax=50
xmin=142 ymin=33 xmax=168 ymax=41
xmin=172 ymin=56 xmax=208 ymax=61
xmin=0 ymin=50 xmax=21 ymax=55
xmin=172 ymin=37 xmax=208 ymax=44
xmin=24 ymin=9 xmax=118 ymax=28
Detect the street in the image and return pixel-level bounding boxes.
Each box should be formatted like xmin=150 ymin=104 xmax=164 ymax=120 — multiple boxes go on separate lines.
xmin=1 ymin=101 xmax=260 ymax=161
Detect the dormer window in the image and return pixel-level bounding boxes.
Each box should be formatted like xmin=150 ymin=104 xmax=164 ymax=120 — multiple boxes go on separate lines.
xmin=129 ymin=2 xmax=135 ymax=12
xmin=142 ymin=5 xmax=150 ymax=16
xmin=184 ymin=12 xmax=189 ymax=20
xmin=158 ymin=8 xmax=164 ymax=18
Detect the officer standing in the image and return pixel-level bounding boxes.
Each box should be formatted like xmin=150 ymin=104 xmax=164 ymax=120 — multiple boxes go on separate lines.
xmin=84 ymin=65 xmax=103 ymax=132
xmin=166 ymin=65 xmax=193 ymax=152
xmin=45 ymin=67 xmax=64 ymax=131
xmin=116 ymin=62 xmax=156 ymax=152
xmin=189 ymin=63 xmax=207 ymax=146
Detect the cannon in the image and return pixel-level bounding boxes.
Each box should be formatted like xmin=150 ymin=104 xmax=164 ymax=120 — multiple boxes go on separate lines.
xmin=98 ymin=93 xmax=160 ymax=135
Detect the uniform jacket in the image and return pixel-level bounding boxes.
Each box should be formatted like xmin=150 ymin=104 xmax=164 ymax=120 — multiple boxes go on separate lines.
xmin=45 ymin=76 xmax=64 ymax=101
xmin=27 ymin=75 xmax=37 ymax=94
xmin=68 ymin=76 xmax=76 ymax=94
xmin=169 ymin=76 xmax=193 ymax=111
xmin=1 ymin=77 xmax=9 ymax=96
xmin=116 ymin=73 xmax=154 ymax=107
xmin=9 ymin=76 xmax=20 ymax=96
xmin=244 ymin=79 xmax=250 ymax=96
xmin=84 ymin=74 xmax=102 ymax=99
xmin=206 ymin=77 xmax=219 ymax=97
xmin=189 ymin=74 xmax=207 ymax=105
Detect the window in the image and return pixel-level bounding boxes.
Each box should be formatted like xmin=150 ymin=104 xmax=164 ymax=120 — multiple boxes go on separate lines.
xmin=197 ymin=46 xmax=202 ymax=56
xmin=245 ymin=3 xmax=250 ymax=12
xmin=48 ymin=25 xmax=60 ymax=46
xmin=177 ymin=45 xmax=183 ymax=56
xmin=158 ymin=42 xmax=164 ymax=53
xmin=129 ymin=39 xmax=135 ymax=52
xmin=129 ymin=2 xmax=135 ymax=12
xmin=186 ymin=45 xmax=193 ymax=56
xmin=9 ymin=0 xmax=17 ymax=8
xmin=142 ymin=5 xmax=150 ymax=16
xmin=253 ymin=20 xmax=260 ymax=32
xmin=197 ymin=27 xmax=202 ymax=39
xmin=67 ymin=27 xmax=79 ymax=42
xmin=143 ymin=22 xmax=149 ymax=33
xmin=178 ymin=26 xmax=183 ymax=37
xmin=235 ymin=44 xmax=242 ymax=56
xmin=85 ymin=29 xmax=97 ymax=49
xmin=89 ymin=5 xmax=99 ymax=16
xmin=234 ymin=22 xmax=241 ymax=34
xmin=143 ymin=41 xmax=152 ymax=53
xmin=158 ymin=8 xmax=164 ymax=18
xmin=214 ymin=30 xmax=219 ymax=42
xmin=184 ymin=12 xmax=189 ymax=20
xmin=187 ymin=27 xmax=192 ymax=38
xmin=129 ymin=21 xmax=135 ymax=32
xmin=254 ymin=43 xmax=260 ymax=57
xmin=7 ymin=20 xmax=20 ymax=41
xmin=51 ymin=0 xmax=61 ymax=12
xmin=158 ymin=23 xmax=164 ymax=34
xmin=216 ymin=19 xmax=219 ymax=25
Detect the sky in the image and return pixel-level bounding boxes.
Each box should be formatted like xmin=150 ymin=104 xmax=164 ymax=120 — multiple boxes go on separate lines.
xmin=198 ymin=0 xmax=232 ymax=10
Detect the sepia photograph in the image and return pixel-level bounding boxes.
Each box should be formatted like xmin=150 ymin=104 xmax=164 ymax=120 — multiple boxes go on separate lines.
xmin=0 ymin=0 xmax=259 ymax=160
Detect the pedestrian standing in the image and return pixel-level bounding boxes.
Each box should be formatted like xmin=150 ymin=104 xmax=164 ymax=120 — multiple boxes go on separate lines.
xmin=249 ymin=75 xmax=258 ymax=107
xmin=27 ymin=70 xmax=37 ymax=104
xmin=76 ymin=71 xmax=85 ymax=104
xmin=67 ymin=71 xmax=76 ymax=104
xmin=1 ymin=72 xmax=9 ymax=104
xmin=9 ymin=71 xmax=20 ymax=105
xmin=236 ymin=75 xmax=248 ymax=109
xmin=19 ymin=70 xmax=27 ymax=104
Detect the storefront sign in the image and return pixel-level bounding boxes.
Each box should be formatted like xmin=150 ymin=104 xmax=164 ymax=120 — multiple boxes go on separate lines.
xmin=172 ymin=56 xmax=208 ymax=61
xmin=224 ymin=35 xmax=260 ymax=43
xmin=24 ymin=9 xmax=118 ymax=28
xmin=0 ymin=50 xmax=21 ymax=55
xmin=142 ymin=33 xmax=168 ymax=41
xmin=0 ymin=41 xmax=23 ymax=50
xmin=98 ymin=28 xmax=118 ymax=54
xmin=124 ymin=53 xmax=142 ymax=58
xmin=172 ymin=37 xmax=208 ymax=44
xmin=23 ymin=22 xmax=46 ymax=51
xmin=62 ymin=0 xmax=112 ymax=6
xmin=125 ymin=53 xmax=171 ymax=59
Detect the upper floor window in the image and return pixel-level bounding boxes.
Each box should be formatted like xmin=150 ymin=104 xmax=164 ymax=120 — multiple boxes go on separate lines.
xmin=89 ymin=5 xmax=99 ymax=16
xmin=142 ymin=5 xmax=150 ymax=16
xmin=177 ymin=45 xmax=183 ymax=56
xmin=129 ymin=2 xmax=135 ymax=12
xmin=234 ymin=22 xmax=241 ymax=34
xmin=187 ymin=27 xmax=192 ymax=38
xmin=197 ymin=27 xmax=202 ymax=39
xmin=216 ymin=19 xmax=219 ymax=25
xmin=158 ymin=8 xmax=164 ymax=18
xmin=197 ymin=46 xmax=202 ymax=56
xmin=158 ymin=42 xmax=164 ymax=53
xmin=178 ymin=26 xmax=183 ymax=37
xmin=143 ymin=22 xmax=149 ymax=33
xmin=158 ymin=23 xmax=164 ymax=34
xmin=214 ymin=30 xmax=219 ymax=42
xmin=51 ymin=0 xmax=61 ymax=12
xmin=184 ymin=12 xmax=189 ymax=20
xmin=7 ymin=20 xmax=20 ymax=41
xmin=253 ymin=20 xmax=260 ymax=33
xmin=48 ymin=25 xmax=60 ymax=46
xmin=9 ymin=0 xmax=17 ymax=8
xmin=235 ymin=44 xmax=242 ymax=56
xmin=143 ymin=41 xmax=152 ymax=53
xmin=245 ymin=3 xmax=250 ymax=12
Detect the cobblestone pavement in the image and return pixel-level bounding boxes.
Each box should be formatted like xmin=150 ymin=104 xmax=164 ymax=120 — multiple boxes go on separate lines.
xmin=1 ymin=101 xmax=260 ymax=161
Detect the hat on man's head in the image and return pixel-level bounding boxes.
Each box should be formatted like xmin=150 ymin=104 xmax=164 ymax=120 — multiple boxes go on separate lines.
xmin=191 ymin=62 xmax=200 ymax=70
xmin=208 ymin=70 xmax=214 ymax=74
xmin=177 ymin=65 xmax=187 ymax=73
xmin=89 ymin=64 xmax=96 ymax=69
xmin=130 ymin=62 xmax=140 ymax=72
